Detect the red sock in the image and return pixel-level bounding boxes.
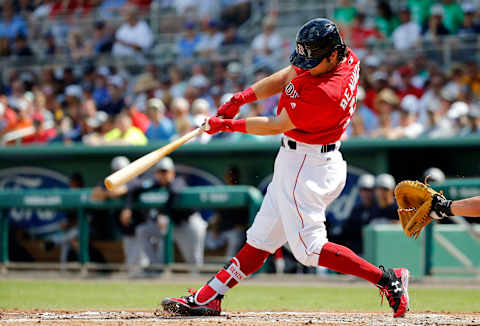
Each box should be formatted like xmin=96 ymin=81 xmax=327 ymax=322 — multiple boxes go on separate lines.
xmin=195 ymin=243 xmax=270 ymax=304
xmin=318 ymin=242 xmax=383 ymax=285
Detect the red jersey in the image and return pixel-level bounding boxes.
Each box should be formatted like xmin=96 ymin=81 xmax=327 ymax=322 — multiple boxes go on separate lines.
xmin=278 ymin=49 xmax=360 ymax=144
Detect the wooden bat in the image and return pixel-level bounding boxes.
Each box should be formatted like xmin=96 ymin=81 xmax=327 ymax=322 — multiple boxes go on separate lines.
xmin=104 ymin=127 xmax=203 ymax=190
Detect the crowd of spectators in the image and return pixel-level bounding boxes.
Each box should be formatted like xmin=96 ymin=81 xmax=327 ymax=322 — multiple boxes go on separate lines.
xmin=1 ymin=0 xmax=480 ymax=146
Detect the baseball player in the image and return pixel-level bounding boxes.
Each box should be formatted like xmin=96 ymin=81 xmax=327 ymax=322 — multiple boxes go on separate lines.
xmin=162 ymin=18 xmax=409 ymax=318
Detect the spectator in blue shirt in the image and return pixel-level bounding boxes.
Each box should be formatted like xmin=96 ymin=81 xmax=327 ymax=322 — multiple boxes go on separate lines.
xmin=145 ymin=98 xmax=176 ymax=141
xmin=176 ymin=22 xmax=201 ymax=60
xmin=0 ymin=5 xmax=27 ymax=41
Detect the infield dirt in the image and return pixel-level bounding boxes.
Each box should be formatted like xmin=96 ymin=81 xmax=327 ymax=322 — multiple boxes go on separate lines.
xmin=1 ymin=310 xmax=479 ymax=326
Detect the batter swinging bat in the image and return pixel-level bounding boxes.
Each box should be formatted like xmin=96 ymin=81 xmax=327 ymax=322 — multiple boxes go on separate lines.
xmin=104 ymin=127 xmax=203 ymax=190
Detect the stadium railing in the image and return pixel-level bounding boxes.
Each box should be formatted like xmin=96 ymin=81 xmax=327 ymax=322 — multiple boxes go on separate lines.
xmin=0 ymin=185 xmax=263 ymax=274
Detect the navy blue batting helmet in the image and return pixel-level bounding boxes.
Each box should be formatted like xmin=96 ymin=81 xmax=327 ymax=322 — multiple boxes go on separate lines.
xmin=290 ymin=18 xmax=346 ymax=70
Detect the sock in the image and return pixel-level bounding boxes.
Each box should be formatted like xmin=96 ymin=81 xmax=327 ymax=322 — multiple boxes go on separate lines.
xmin=194 ymin=243 xmax=269 ymax=304
xmin=318 ymin=242 xmax=383 ymax=285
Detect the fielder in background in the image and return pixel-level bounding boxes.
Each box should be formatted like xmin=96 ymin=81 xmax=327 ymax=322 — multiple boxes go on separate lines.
xmin=162 ymin=18 xmax=409 ymax=318
xmin=132 ymin=157 xmax=207 ymax=270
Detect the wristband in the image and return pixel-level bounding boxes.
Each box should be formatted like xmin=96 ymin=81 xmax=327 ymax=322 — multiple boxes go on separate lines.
xmin=240 ymin=87 xmax=257 ymax=103
xmin=225 ymin=119 xmax=247 ymax=133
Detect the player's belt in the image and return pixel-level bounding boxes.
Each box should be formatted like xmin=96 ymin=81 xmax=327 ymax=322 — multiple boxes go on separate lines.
xmin=281 ymin=137 xmax=337 ymax=153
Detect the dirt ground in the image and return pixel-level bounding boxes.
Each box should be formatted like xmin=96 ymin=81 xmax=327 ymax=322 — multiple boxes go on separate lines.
xmin=1 ymin=310 xmax=479 ymax=326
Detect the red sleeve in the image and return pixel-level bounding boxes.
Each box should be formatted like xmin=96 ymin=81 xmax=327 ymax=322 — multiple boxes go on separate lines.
xmin=292 ymin=65 xmax=306 ymax=75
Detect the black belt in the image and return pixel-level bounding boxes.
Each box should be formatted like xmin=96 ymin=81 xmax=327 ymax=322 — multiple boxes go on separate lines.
xmin=281 ymin=138 xmax=336 ymax=153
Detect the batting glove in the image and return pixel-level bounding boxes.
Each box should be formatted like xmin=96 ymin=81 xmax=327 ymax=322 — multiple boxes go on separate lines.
xmin=217 ymin=88 xmax=257 ymax=119
xmin=203 ymin=117 xmax=247 ymax=135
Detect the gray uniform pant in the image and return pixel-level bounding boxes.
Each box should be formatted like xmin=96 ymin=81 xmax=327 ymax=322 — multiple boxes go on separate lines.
xmin=136 ymin=212 xmax=207 ymax=266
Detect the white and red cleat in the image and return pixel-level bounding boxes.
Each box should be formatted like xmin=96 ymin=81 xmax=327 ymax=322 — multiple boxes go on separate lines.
xmin=161 ymin=288 xmax=223 ymax=316
xmin=378 ymin=266 xmax=410 ymax=318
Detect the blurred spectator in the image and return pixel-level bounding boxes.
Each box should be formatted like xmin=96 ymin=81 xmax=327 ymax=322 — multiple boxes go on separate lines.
xmin=42 ymin=32 xmax=57 ymax=56
xmin=112 ymin=5 xmax=153 ymax=57
xmin=135 ymin=157 xmax=207 ymax=268
xmin=103 ymin=112 xmax=148 ymax=145
xmin=100 ymin=75 xmax=125 ymax=115
xmin=48 ymin=0 xmax=94 ymax=18
xmin=82 ymin=110 xmax=109 ymax=145
xmin=11 ymin=33 xmax=33 ymax=56
xmin=423 ymin=4 xmax=450 ymax=42
xmin=197 ymin=20 xmax=224 ymax=58
xmin=91 ymin=156 xmax=141 ymax=274
xmin=446 ymin=100 xmax=469 ymax=134
xmin=371 ymin=173 xmax=397 ymax=224
xmin=22 ymin=114 xmax=57 ymax=144
xmin=353 ymin=86 xmax=378 ymax=134
xmin=92 ymin=21 xmax=113 ymax=55
xmin=220 ymin=23 xmax=246 ymax=57
xmin=68 ymin=29 xmax=93 ymax=61
xmin=375 ymin=1 xmax=399 ymax=38
xmin=224 ymin=61 xmax=245 ymax=93
xmin=0 ymin=4 xmax=28 ymax=41
xmin=133 ymin=72 xmax=159 ymax=112
xmin=191 ymin=98 xmax=211 ymax=143
xmin=251 ymin=16 xmax=282 ymax=69
xmin=145 ymin=98 xmax=176 ymax=141
xmin=389 ymin=95 xmax=424 ymax=139
xmin=392 ymin=7 xmax=421 ymax=50
xmin=423 ymin=167 xmax=446 ymax=183
xmin=334 ymin=0 xmax=357 ymax=26
xmin=350 ymin=12 xmax=383 ymax=50
xmin=169 ymin=67 xmax=187 ymax=98
xmin=206 ymin=166 xmax=248 ymax=259
xmin=441 ymin=0 xmax=464 ymax=34
xmin=461 ymin=105 xmax=480 ymax=135
xmin=407 ymin=0 xmax=433 ymax=27
xmin=0 ymin=95 xmax=18 ymax=134
xmin=370 ymin=88 xmax=399 ymax=138
xmin=343 ymin=174 xmax=377 ymax=255
xmin=176 ymin=22 xmax=202 ymax=60
xmin=395 ymin=65 xmax=424 ymax=99
xmin=97 ymin=0 xmax=127 ymax=20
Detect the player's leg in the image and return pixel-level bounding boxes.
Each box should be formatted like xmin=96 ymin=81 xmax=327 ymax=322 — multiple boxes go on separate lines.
xmin=162 ymin=181 xmax=287 ymax=316
xmin=276 ymin=149 xmax=409 ymax=317
xmin=135 ymin=219 xmax=166 ymax=265
xmin=173 ymin=212 xmax=207 ymax=267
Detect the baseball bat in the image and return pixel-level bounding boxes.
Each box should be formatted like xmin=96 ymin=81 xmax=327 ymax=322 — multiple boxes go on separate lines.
xmin=104 ymin=127 xmax=203 ymax=190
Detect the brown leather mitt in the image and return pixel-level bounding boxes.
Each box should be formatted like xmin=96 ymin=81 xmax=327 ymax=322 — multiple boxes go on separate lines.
xmin=394 ymin=180 xmax=444 ymax=239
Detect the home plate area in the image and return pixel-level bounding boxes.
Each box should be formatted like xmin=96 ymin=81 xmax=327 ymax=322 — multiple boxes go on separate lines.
xmin=1 ymin=311 xmax=479 ymax=326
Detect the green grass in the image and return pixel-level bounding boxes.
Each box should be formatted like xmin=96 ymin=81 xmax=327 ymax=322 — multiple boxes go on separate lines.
xmin=1 ymin=280 xmax=479 ymax=313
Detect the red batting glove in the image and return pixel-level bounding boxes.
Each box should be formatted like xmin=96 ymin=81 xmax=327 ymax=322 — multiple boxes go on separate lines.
xmin=204 ymin=117 xmax=247 ymax=135
xmin=217 ymin=88 xmax=257 ymax=118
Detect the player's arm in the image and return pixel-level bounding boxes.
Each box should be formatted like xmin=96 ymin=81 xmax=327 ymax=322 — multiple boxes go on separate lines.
xmin=431 ymin=194 xmax=480 ymax=218
xmin=451 ymin=196 xmax=480 ymax=217
xmin=251 ymin=66 xmax=297 ymax=100
xmin=205 ymin=108 xmax=295 ymax=135
xmin=217 ymin=66 xmax=297 ymax=118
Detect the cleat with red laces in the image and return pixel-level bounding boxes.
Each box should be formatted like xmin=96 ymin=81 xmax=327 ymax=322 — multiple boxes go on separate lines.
xmin=377 ymin=266 xmax=410 ymax=318
xmin=161 ymin=288 xmax=223 ymax=316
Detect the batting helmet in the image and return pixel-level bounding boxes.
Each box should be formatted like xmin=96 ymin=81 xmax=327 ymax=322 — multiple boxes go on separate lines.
xmin=290 ymin=18 xmax=346 ymax=70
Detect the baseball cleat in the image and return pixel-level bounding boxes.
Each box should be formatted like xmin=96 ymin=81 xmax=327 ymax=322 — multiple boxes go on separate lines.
xmin=377 ymin=266 xmax=410 ymax=318
xmin=161 ymin=288 xmax=223 ymax=316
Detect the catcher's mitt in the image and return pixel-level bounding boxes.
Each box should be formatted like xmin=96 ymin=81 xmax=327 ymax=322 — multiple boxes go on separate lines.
xmin=394 ymin=179 xmax=444 ymax=239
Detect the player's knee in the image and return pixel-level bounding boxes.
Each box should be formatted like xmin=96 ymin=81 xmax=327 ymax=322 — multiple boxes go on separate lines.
xmin=290 ymin=248 xmax=316 ymax=267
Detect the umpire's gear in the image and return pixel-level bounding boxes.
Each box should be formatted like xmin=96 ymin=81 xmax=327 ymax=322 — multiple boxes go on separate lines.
xmin=290 ymin=18 xmax=346 ymax=70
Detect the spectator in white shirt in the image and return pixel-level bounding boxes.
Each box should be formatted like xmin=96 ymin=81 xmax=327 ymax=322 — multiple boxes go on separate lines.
xmin=112 ymin=5 xmax=153 ymax=57
xmin=390 ymin=95 xmax=424 ymax=139
xmin=392 ymin=7 xmax=421 ymax=50
xmin=197 ymin=20 xmax=224 ymax=58
xmin=251 ymin=16 xmax=283 ymax=68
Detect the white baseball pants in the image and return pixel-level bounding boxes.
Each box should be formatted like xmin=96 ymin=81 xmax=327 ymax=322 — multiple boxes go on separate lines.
xmin=246 ymin=138 xmax=347 ymax=266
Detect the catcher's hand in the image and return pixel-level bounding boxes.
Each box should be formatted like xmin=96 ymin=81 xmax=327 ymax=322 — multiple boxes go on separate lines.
xmin=394 ymin=180 xmax=446 ymax=239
